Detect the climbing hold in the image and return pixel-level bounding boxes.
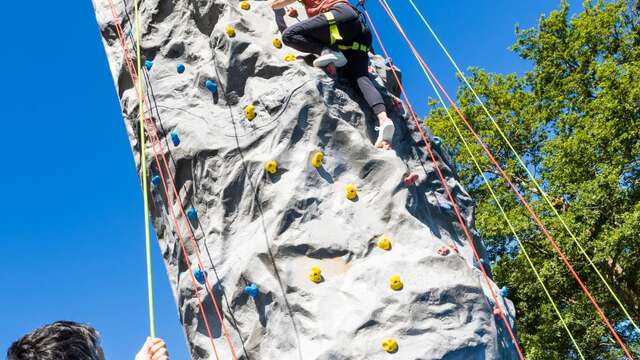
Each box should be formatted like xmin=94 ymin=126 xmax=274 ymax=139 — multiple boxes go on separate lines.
xmin=493 ymin=306 xmax=502 ymax=317
xmin=272 ymin=38 xmax=283 ymax=49
xmin=309 ymin=266 xmax=322 ymax=283
xmin=499 ymin=286 xmax=509 ymax=297
xmin=244 ymin=104 xmax=256 ymax=121
xmin=240 ymin=1 xmax=250 ymax=10
xmin=177 ymin=63 xmax=185 ymax=74
xmin=205 ymin=79 xmax=218 ymax=93
xmin=264 ymin=160 xmax=278 ymax=175
xmin=377 ymin=236 xmax=392 ymax=251
xmin=311 ymin=151 xmax=324 ymax=168
xmin=284 ymin=53 xmax=297 ymax=62
xmin=151 ymin=175 xmax=161 ymax=186
xmin=403 ymin=173 xmax=419 ymax=187
xmin=389 ymin=275 xmax=403 ymax=291
xmin=286 ymin=7 xmax=298 ymax=17
xmin=436 ymin=246 xmax=450 ymax=256
xmin=186 ymin=207 xmax=198 ymax=221
xmin=381 ymin=338 xmax=398 ymax=353
xmin=194 ymin=269 xmax=206 ymax=284
xmin=244 ymin=283 xmax=259 ymax=298
xmin=449 ymin=243 xmax=459 ymax=253
xmin=170 ymin=132 xmax=180 ymax=146
xmin=225 ymin=25 xmax=236 ymax=38
xmin=345 ymin=183 xmax=357 ymax=200
xmin=144 ymin=59 xmax=153 ymax=71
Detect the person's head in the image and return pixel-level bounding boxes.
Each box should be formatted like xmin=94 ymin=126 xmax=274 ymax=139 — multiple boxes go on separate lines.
xmin=7 ymin=321 xmax=105 ymax=360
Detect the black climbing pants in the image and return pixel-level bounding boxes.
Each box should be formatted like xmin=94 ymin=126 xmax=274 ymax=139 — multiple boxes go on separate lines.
xmin=281 ymin=3 xmax=386 ymax=115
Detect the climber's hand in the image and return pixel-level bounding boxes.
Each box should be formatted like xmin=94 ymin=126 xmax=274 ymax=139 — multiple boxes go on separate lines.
xmin=135 ymin=337 xmax=169 ymax=360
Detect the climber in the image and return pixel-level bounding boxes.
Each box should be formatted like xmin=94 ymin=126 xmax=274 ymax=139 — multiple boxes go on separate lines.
xmin=7 ymin=321 xmax=169 ymax=360
xmin=271 ymin=0 xmax=395 ymax=150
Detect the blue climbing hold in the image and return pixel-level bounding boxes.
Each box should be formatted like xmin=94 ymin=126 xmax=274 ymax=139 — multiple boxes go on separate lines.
xmin=205 ymin=79 xmax=218 ymax=93
xmin=151 ymin=175 xmax=161 ymax=186
xmin=194 ymin=269 xmax=206 ymax=284
xmin=244 ymin=283 xmax=259 ymax=299
xmin=177 ymin=63 xmax=186 ymax=74
xmin=145 ymin=59 xmax=153 ymax=71
xmin=186 ymin=207 xmax=197 ymax=221
xmin=170 ymin=132 xmax=180 ymax=146
xmin=500 ymin=286 xmax=509 ymax=297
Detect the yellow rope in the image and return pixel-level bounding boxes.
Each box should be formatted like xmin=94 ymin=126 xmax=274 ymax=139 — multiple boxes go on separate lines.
xmin=406 ymin=0 xmax=639 ymax=335
xmin=377 ymin=2 xmax=585 ymax=357
xmin=134 ymin=0 xmax=156 ymax=338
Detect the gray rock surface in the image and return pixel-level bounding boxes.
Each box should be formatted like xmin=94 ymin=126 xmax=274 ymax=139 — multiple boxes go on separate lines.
xmin=92 ymin=0 xmax=518 ymax=358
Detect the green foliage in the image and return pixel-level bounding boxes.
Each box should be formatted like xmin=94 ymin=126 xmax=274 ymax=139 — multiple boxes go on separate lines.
xmin=425 ymin=0 xmax=640 ymax=358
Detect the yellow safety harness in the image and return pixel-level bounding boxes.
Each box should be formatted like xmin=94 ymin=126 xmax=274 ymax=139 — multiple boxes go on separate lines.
xmin=323 ymin=11 xmax=369 ymax=52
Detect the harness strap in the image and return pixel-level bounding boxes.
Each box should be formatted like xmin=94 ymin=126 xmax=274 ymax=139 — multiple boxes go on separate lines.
xmin=323 ymin=11 xmax=343 ymax=45
xmin=337 ymin=41 xmax=369 ymax=52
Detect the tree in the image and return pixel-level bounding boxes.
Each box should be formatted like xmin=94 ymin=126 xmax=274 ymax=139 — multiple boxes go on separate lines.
xmin=425 ymin=1 xmax=640 ymax=358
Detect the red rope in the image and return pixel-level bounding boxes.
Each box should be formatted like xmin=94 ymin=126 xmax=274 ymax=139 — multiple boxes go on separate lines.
xmin=363 ymin=8 xmax=526 ymax=359
xmin=104 ymin=1 xmax=238 ymax=358
xmin=374 ymin=1 xmax=634 ymax=357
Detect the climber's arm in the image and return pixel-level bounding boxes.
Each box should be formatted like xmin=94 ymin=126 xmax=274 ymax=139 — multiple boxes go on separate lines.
xmin=271 ymin=0 xmax=297 ymax=10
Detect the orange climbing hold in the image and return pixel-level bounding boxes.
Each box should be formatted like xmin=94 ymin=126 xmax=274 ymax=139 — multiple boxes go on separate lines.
xmin=225 ymin=25 xmax=236 ymax=38
xmin=244 ymin=104 xmax=256 ymax=120
xmin=311 ymin=151 xmax=324 ymax=168
xmin=377 ymin=236 xmax=392 ymax=251
xmin=264 ymin=160 xmax=278 ymax=175
xmin=345 ymin=183 xmax=357 ymax=200
xmin=272 ymin=38 xmax=283 ymax=49
xmin=284 ymin=53 xmax=297 ymax=62
xmin=389 ymin=275 xmax=403 ymax=291
xmin=240 ymin=1 xmax=250 ymax=10
xmin=381 ymin=338 xmax=398 ymax=353
xmin=309 ymin=266 xmax=322 ymax=283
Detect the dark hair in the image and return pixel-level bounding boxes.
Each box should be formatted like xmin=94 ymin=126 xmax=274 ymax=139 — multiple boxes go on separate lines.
xmin=7 ymin=321 xmax=104 ymax=360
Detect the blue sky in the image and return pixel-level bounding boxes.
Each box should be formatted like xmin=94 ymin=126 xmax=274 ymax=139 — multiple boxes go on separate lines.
xmin=0 ymin=0 xmax=581 ymax=358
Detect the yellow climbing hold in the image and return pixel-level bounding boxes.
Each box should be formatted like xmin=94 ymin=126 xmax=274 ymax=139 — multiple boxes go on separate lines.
xmin=309 ymin=266 xmax=322 ymax=283
xmin=244 ymin=104 xmax=256 ymax=121
xmin=272 ymin=38 xmax=283 ymax=49
xmin=377 ymin=236 xmax=392 ymax=251
xmin=381 ymin=338 xmax=398 ymax=353
xmin=311 ymin=151 xmax=324 ymax=168
xmin=345 ymin=183 xmax=357 ymax=200
xmin=284 ymin=53 xmax=297 ymax=62
xmin=225 ymin=25 xmax=236 ymax=38
xmin=239 ymin=1 xmax=250 ymax=10
xmin=264 ymin=160 xmax=278 ymax=175
xmin=389 ymin=275 xmax=403 ymax=291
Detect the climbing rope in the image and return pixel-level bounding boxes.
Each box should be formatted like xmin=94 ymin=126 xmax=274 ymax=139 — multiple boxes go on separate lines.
xmin=375 ymin=1 xmax=585 ymax=357
xmin=362 ymin=7 xmax=526 ymax=359
xmin=134 ymin=0 xmax=156 ymax=339
xmin=375 ymin=1 xmax=635 ymax=357
xmin=405 ymin=0 xmax=640 ymax=336
xmin=105 ymin=1 xmax=239 ymax=358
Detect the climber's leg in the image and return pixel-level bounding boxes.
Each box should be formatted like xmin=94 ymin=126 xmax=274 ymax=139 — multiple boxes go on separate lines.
xmin=281 ymin=14 xmax=331 ymax=55
xmin=345 ymin=50 xmax=394 ymax=150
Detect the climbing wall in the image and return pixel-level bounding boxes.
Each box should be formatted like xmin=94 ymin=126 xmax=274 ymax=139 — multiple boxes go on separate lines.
xmin=93 ymin=0 xmax=519 ymax=359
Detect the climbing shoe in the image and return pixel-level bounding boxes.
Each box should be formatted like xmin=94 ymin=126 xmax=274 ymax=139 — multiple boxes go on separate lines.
xmin=313 ymin=48 xmax=347 ymax=68
xmin=375 ymin=120 xmax=395 ymax=148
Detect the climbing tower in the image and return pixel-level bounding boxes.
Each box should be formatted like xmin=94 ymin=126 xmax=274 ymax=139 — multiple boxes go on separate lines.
xmin=93 ymin=0 xmax=519 ymax=358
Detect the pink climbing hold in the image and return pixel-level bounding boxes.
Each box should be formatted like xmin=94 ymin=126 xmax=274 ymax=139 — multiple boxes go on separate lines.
xmin=449 ymin=243 xmax=459 ymax=253
xmin=403 ymin=173 xmax=419 ymax=187
xmin=325 ymin=63 xmax=337 ymax=76
xmin=436 ymin=246 xmax=450 ymax=256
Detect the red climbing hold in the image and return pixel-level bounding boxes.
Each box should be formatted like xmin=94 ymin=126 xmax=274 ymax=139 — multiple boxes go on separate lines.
xmin=436 ymin=246 xmax=450 ymax=256
xmin=493 ymin=307 xmax=502 ymax=317
xmin=403 ymin=173 xmax=419 ymax=187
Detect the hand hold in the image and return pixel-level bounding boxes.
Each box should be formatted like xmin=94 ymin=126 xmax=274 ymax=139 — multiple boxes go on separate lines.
xmin=311 ymin=151 xmax=324 ymax=168
xmin=272 ymin=38 xmax=283 ymax=49
xmin=244 ymin=104 xmax=256 ymax=120
xmin=225 ymin=25 xmax=236 ymax=38
xmin=345 ymin=183 xmax=357 ymax=200
xmin=264 ymin=160 xmax=278 ymax=175
xmin=377 ymin=236 xmax=392 ymax=251
xmin=240 ymin=1 xmax=250 ymax=10
xmin=381 ymin=338 xmax=398 ymax=353
xmin=389 ymin=275 xmax=403 ymax=291
xmin=309 ymin=266 xmax=322 ymax=283
xmin=244 ymin=283 xmax=259 ymax=298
